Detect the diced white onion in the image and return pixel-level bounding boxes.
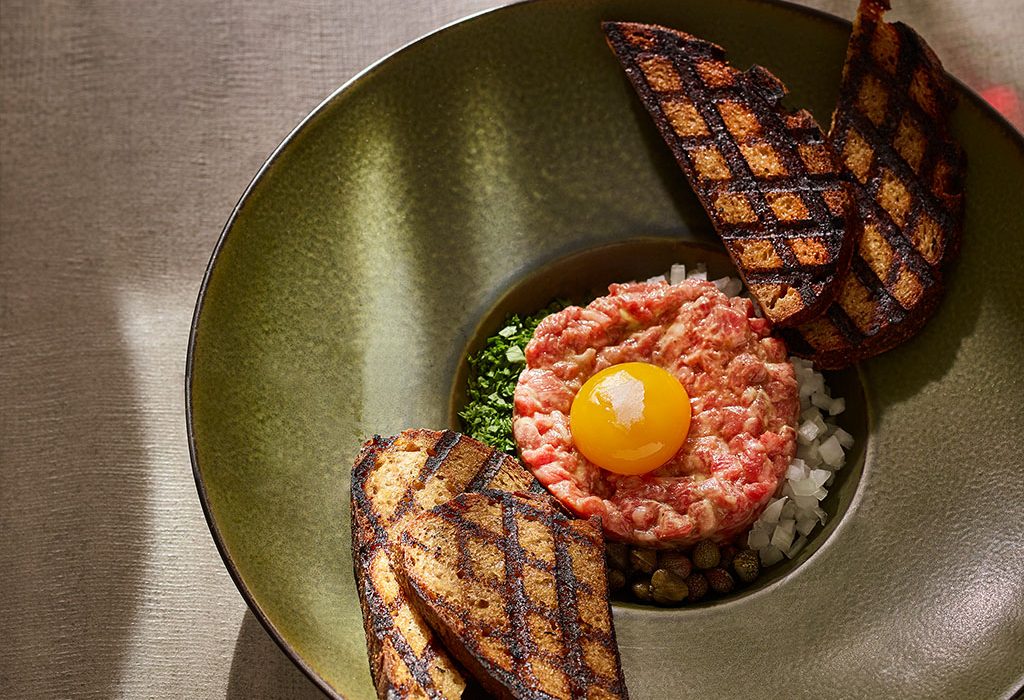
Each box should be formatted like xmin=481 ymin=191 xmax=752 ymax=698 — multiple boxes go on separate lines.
xmin=819 ymin=435 xmax=845 ymax=468
xmin=833 ymin=426 xmax=855 ymax=449
xmin=786 ymin=535 xmax=808 ymax=559
xmin=781 ymin=500 xmax=797 ymax=520
xmin=505 ymin=346 xmax=526 ymax=363
xmin=723 ymin=278 xmax=744 ymax=296
xmin=686 ymin=263 xmax=708 ymax=281
xmin=761 ymin=497 xmax=787 ymax=524
xmin=746 ymin=352 xmax=854 ymax=563
xmin=810 ymin=469 xmax=831 ymax=488
xmin=791 ymin=493 xmax=818 ymax=511
xmin=786 ymin=459 xmax=809 ymax=481
xmin=796 ymin=516 xmax=818 ymax=536
xmin=760 ymin=545 xmax=784 ymax=567
xmin=771 ymin=520 xmax=796 ymax=552
xmin=790 ymin=357 xmax=813 ymax=370
xmin=790 ymin=478 xmax=818 ymax=497
xmin=747 ymin=524 xmax=771 ymax=549
xmin=669 ymin=264 xmax=687 ymax=285
xmin=801 ymin=406 xmax=822 ymax=422
xmin=796 ymin=442 xmax=821 ymax=466
xmin=798 ymin=420 xmax=821 ymax=444
xmin=811 ymin=391 xmax=833 ymax=410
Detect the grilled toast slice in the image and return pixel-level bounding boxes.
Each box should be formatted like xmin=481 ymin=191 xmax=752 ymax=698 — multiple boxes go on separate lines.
xmin=783 ymin=0 xmax=966 ymax=368
xmin=350 ymin=429 xmax=546 ymax=699
xmin=398 ymin=491 xmax=629 ymax=700
xmin=604 ymin=21 xmax=857 ymax=327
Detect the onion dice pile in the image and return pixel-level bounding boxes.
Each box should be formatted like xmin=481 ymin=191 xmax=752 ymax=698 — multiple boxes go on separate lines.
xmin=747 ymin=356 xmax=853 ymax=566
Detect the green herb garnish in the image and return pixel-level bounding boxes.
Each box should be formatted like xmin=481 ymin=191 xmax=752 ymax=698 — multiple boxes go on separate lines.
xmin=459 ymin=301 xmax=568 ymax=451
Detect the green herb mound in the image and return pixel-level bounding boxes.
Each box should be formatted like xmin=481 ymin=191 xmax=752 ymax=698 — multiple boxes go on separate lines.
xmin=459 ymin=302 xmax=567 ymax=452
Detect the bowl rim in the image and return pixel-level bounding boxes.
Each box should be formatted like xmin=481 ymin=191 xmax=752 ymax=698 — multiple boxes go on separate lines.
xmin=183 ymin=0 xmax=1024 ymax=697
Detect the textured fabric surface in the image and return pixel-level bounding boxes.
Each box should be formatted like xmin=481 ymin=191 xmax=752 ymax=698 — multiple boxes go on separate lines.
xmin=1 ymin=1 xmax=1020 ymax=697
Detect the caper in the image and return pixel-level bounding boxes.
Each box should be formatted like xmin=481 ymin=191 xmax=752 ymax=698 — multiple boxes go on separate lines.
xmin=631 ymin=580 xmax=652 ymax=602
xmin=706 ymin=567 xmax=735 ymax=595
xmin=691 ymin=540 xmax=721 ymax=570
xmin=650 ymin=569 xmax=689 ymax=605
xmin=606 ymin=542 xmax=629 ymax=572
xmin=629 ymin=547 xmax=658 ymax=575
xmin=732 ymin=549 xmax=760 ymax=584
xmin=718 ymin=544 xmax=737 ymax=570
xmin=685 ymin=572 xmax=708 ymax=602
xmin=607 ymin=568 xmax=627 ymax=592
xmin=658 ymin=551 xmax=693 ymax=579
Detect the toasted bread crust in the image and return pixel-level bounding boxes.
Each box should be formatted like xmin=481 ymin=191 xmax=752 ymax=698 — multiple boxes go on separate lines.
xmin=399 ymin=491 xmax=629 ymax=700
xmin=783 ymin=0 xmax=966 ymax=368
xmin=604 ymin=21 xmax=858 ymax=327
xmin=351 ymin=429 xmax=546 ymax=699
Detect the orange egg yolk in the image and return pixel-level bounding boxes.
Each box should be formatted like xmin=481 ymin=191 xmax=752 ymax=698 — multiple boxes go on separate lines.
xmin=569 ymin=362 xmax=692 ymax=476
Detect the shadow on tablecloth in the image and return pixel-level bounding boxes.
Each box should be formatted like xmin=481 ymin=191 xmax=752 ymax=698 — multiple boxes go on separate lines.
xmin=227 ymin=611 xmax=325 ymax=699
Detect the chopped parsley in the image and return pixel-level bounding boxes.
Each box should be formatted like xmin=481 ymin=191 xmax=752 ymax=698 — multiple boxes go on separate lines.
xmin=459 ymin=301 xmax=568 ymax=452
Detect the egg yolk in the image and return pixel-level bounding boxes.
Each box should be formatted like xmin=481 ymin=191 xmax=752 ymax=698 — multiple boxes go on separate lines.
xmin=569 ymin=362 xmax=691 ymax=476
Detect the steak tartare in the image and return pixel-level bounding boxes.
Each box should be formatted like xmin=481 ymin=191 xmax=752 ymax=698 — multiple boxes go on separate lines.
xmin=513 ymin=280 xmax=799 ymax=546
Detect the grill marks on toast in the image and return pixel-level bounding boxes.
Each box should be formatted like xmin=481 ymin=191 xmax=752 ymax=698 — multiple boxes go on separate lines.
xmin=351 ymin=434 xmax=463 ymax=699
xmin=399 ymin=492 xmax=629 ymax=700
xmin=604 ymin=21 xmax=857 ymax=327
xmin=350 ymin=429 xmax=542 ymax=699
xmin=785 ymin=0 xmax=965 ymax=367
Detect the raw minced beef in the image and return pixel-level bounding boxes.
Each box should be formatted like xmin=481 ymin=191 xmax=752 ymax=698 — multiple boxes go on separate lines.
xmin=512 ymin=280 xmax=799 ymax=547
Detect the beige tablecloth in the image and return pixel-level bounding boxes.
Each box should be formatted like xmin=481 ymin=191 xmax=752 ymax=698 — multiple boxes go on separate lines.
xmin=2 ymin=1 xmax=1021 ymax=697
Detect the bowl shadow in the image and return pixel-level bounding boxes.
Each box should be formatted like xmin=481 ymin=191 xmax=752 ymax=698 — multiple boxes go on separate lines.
xmin=227 ymin=611 xmax=326 ymax=699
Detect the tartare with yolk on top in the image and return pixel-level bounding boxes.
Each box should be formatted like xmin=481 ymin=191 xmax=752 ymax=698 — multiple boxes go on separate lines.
xmin=512 ymin=279 xmax=799 ymax=547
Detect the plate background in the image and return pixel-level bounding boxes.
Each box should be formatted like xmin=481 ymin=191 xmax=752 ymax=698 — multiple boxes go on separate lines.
xmin=187 ymin=1 xmax=1024 ymax=697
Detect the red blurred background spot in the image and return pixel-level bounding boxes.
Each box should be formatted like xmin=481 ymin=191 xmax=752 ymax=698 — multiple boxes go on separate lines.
xmin=980 ymin=85 xmax=1023 ymax=131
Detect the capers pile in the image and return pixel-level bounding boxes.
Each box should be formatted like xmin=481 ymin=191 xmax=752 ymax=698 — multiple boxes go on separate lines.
xmin=605 ymin=540 xmax=762 ymax=606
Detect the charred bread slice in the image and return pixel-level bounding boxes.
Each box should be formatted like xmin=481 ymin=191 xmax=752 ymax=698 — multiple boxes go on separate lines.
xmin=398 ymin=491 xmax=629 ymax=700
xmin=604 ymin=21 xmax=858 ymax=327
xmin=351 ymin=429 xmax=547 ymax=699
xmin=783 ymin=0 xmax=966 ymax=368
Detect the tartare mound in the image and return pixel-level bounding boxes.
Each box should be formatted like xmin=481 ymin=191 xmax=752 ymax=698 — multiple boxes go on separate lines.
xmin=513 ymin=280 xmax=799 ymax=547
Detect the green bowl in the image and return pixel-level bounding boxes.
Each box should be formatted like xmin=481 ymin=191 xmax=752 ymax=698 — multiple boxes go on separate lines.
xmin=187 ymin=1 xmax=1024 ymax=697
